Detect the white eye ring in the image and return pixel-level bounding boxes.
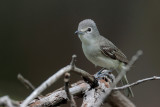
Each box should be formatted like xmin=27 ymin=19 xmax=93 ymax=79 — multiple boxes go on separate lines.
xmin=86 ymin=27 xmax=92 ymax=33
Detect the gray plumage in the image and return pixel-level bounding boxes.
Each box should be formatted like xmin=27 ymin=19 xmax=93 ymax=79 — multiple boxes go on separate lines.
xmin=75 ymin=19 xmax=133 ymax=97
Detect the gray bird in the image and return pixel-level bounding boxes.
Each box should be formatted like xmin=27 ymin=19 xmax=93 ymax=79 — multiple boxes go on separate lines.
xmin=75 ymin=19 xmax=134 ymax=97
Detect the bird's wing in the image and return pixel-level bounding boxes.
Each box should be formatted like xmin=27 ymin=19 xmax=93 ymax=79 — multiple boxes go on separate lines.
xmin=99 ymin=36 xmax=128 ymax=64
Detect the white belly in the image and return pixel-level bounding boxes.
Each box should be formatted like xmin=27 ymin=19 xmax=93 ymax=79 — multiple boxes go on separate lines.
xmin=95 ymin=56 xmax=120 ymax=69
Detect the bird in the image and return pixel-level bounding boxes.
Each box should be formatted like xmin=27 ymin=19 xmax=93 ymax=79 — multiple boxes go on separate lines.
xmin=75 ymin=19 xmax=134 ymax=97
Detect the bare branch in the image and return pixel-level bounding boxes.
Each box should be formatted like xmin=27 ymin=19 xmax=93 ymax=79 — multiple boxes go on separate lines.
xmin=21 ymin=55 xmax=97 ymax=107
xmin=64 ymin=73 xmax=77 ymax=107
xmin=17 ymin=74 xmax=35 ymax=91
xmin=73 ymin=67 xmax=98 ymax=88
xmin=64 ymin=73 xmax=71 ymax=100
xmin=29 ymin=81 xmax=88 ymax=107
xmin=28 ymin=69 xmax=135 ymax=107
xmin=0 ymin=96 xmax=19 ymax=107
xmin=81 ymin=69 xmax=135 ymax=107
xmin=29 ymin=79 xmax=136 ymax=107
xmin=70 ymin=54 xmax=77 ymax=67
xmin=20 ymin=50 xmax=143 ymax=107
xmin=81 ymin=79 xmax=111 ymax=107
xmin=2 ymin=51 xmax=160 ymax=107
xmin=96 ymin=50 xmax=143 ymax=106
xmin=112 ymin=50 xmax=143 ymax=87
xmin=20 ymin=65 xmax=72 ymax=107
xmin=114 ymin=76 xmax=160 ymax=91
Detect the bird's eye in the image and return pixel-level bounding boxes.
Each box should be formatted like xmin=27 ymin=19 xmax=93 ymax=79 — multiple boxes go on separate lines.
xmin=87 ymin=27 xmax=92 ymax=33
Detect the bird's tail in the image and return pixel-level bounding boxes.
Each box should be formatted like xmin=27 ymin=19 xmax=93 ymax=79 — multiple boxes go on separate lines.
xmin=121 ymin=75 xmax=134 ymax=97
xmin=116 ymin=63 xmax=134 ymax=97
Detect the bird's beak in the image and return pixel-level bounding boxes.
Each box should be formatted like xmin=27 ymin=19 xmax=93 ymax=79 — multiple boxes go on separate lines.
xmin=75 ymin=30 xmax=84 ymax=35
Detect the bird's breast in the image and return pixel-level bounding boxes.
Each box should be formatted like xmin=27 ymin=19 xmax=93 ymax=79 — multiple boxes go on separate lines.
xmin=82 ymin=43 xmax=99 ymax=62
xmin=82 ymin=43 xmax=120 ymax=69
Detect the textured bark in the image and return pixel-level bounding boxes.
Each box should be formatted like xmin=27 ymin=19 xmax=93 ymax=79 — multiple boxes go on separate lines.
xmin=29 ymin=79 xmax=135 ymax=107
xmin=29 ymin=81 xmax=88 ymax=107
xmin=81 ymin=79 xmax=111 ymax=107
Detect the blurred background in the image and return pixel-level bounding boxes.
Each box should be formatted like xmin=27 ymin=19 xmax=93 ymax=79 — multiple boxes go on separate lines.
xmin=0 ymin=0 xmax=160 ymax=106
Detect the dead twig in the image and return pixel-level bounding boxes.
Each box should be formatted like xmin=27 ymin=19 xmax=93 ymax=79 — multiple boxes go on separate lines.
xmin=20 ymin=55 xmax=97 ymax=107
xmin=114 ymin=76 xmax=160 ymax=91
xmin=17 ymin=74 xmax=35 ymax=91
xmin=96 ymin=50 xmax=143 ymax=106
xmin=29 ymin=81 xmax=88 ymax=107
xmin=112 ymin=50 xmax=143 ymax=87
xmin=64 ymin=73 xmax=77 ymax=107
xmin=0 ymin=96 xmax=19 ymax=107
xmin=28 ymin=69 xmax=134 ymax=107
xmin=21 ymin=65 xmax=72 ymax=107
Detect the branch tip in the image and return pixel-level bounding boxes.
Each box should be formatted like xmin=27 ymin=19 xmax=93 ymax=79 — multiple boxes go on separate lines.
xmin=137 ymin=50 xmax=143 ymax=56
xmin=114 ymin=76 xmax=160 ymax=91
xmin=17 ymin=73 xmax=35 ymax=90
xmin=72 ymin=54 xmax=77 ymax=59
xmin=70 ymin=54 xmax=77 ymax=67
xmin=64 ymin=73 xmax=70 ymax=82
xmin=64 ymin=72 xmax=77 ymax=107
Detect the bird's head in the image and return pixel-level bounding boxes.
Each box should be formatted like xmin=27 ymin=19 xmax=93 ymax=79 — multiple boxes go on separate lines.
xmin=75 ymin=19 xmax=100 ymax=44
